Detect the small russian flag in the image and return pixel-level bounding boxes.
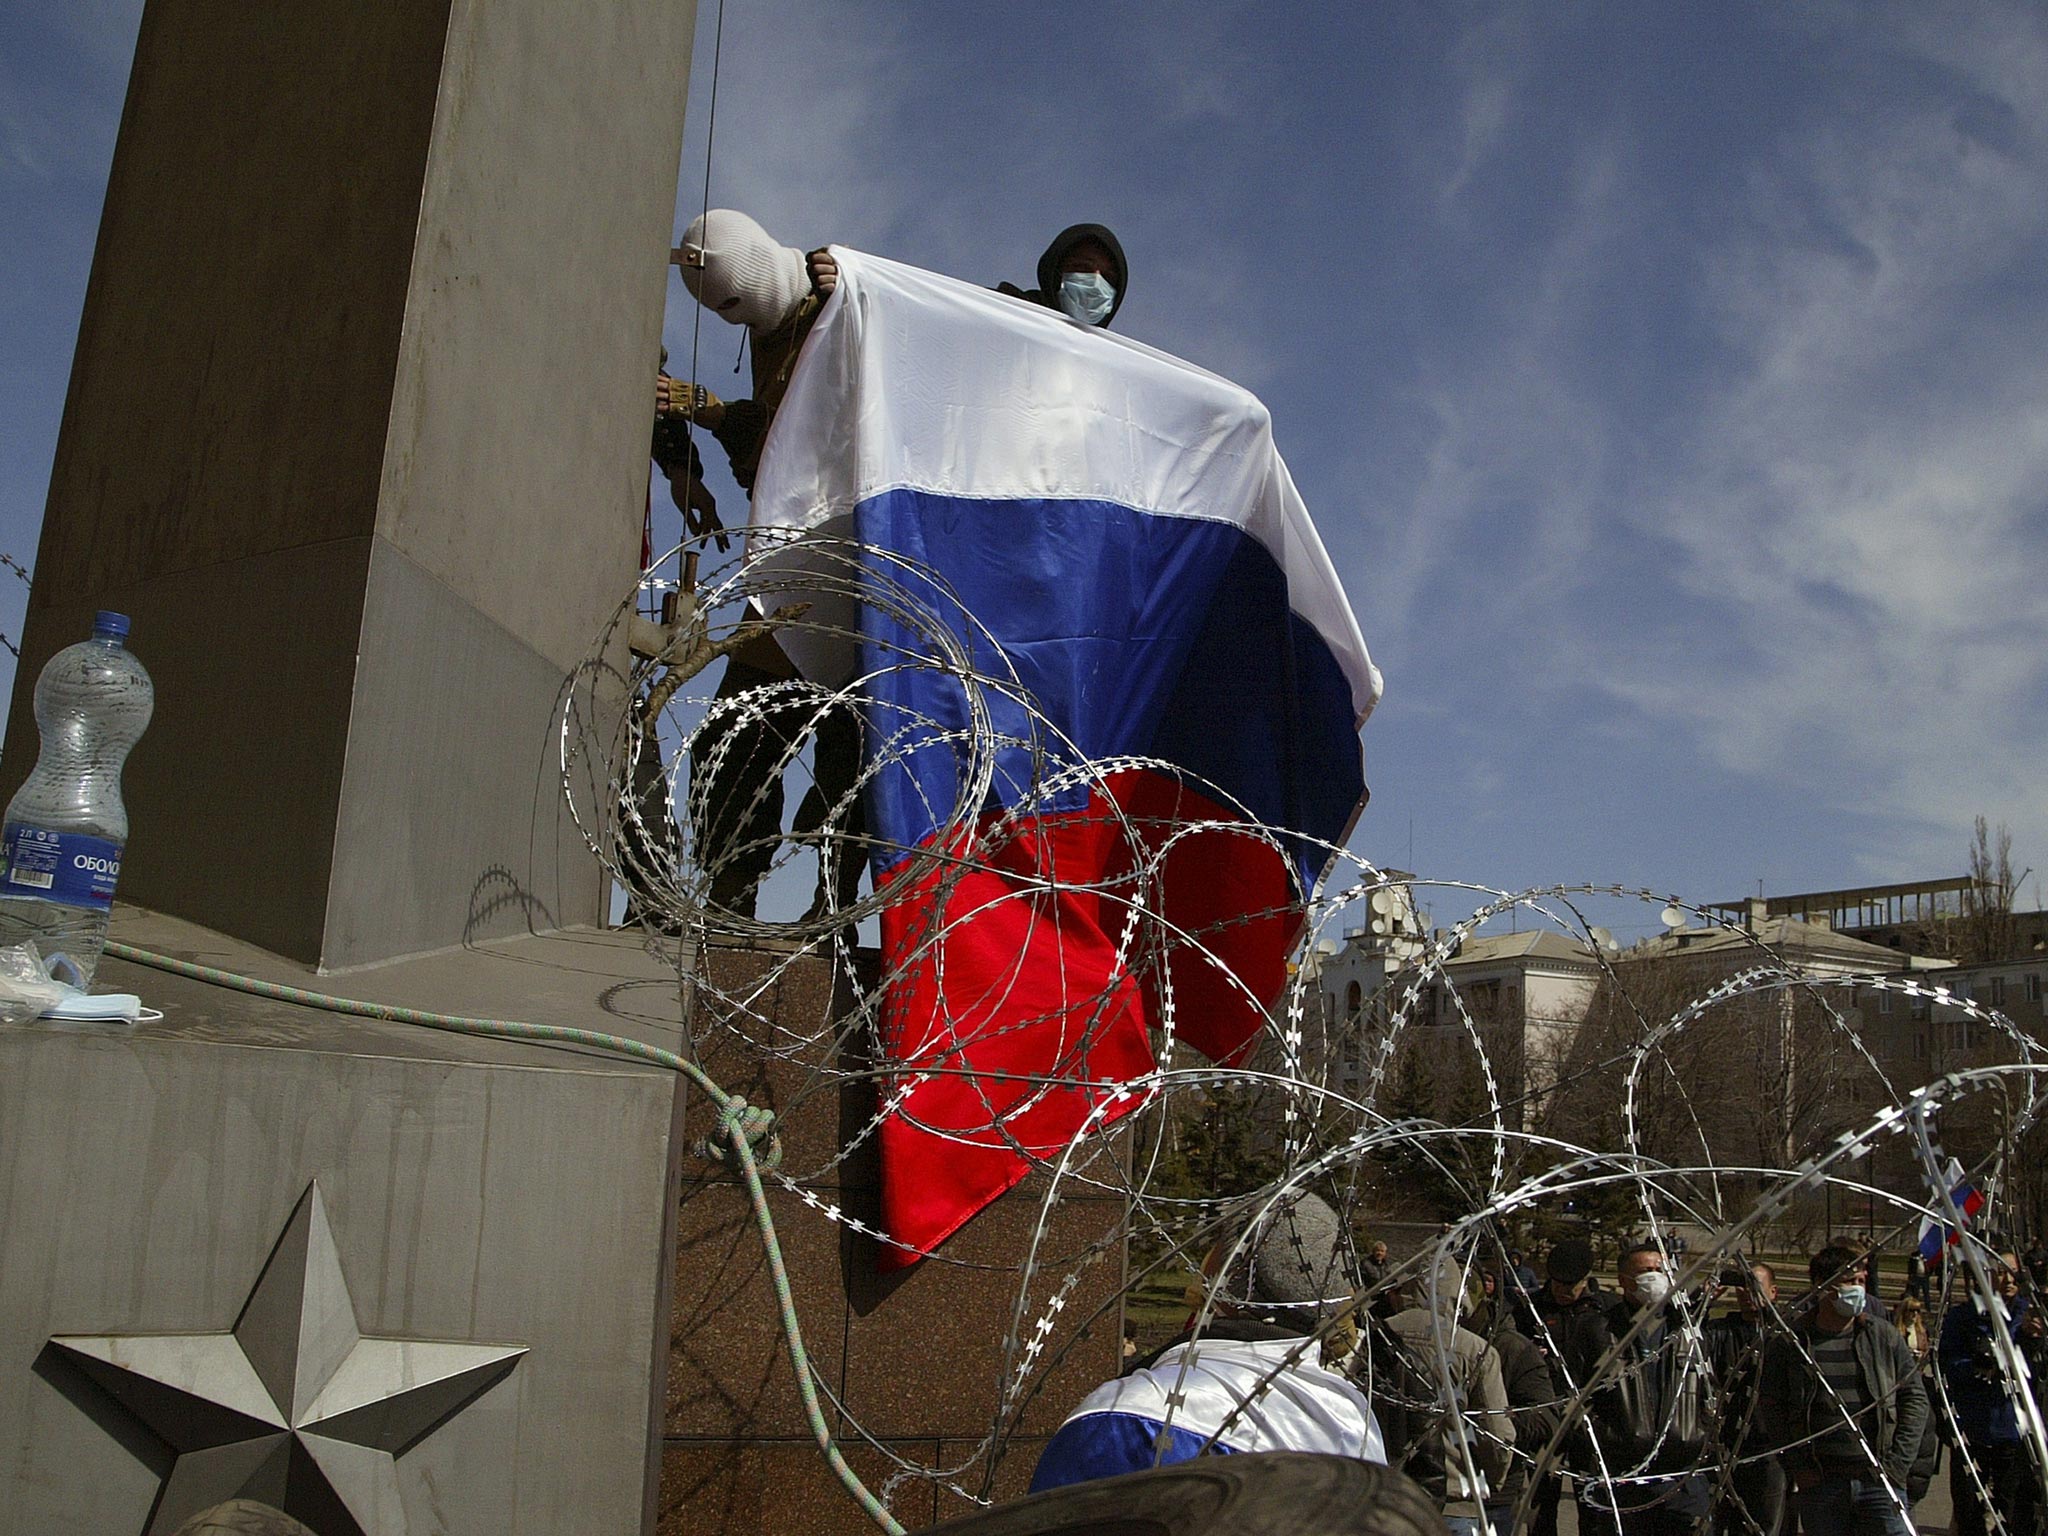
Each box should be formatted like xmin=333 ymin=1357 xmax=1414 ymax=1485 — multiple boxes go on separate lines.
xmin=1917 ymin=1157 xmax=1986 ymax=1261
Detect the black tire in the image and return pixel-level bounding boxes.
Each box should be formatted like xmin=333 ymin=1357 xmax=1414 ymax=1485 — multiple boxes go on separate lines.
xmin=923 ymin=1453 xmax=1450 ymax=1536
xmin=169 ymin=1501 xmax=322 ymax=1536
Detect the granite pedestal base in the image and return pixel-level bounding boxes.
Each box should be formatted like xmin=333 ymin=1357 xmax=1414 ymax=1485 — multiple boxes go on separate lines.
xmin=659 ymin=945 xmax=1130 ymax=1533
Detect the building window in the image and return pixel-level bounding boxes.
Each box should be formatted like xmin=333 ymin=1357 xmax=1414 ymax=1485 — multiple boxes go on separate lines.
xmin=1953 ymin=978 xmax=1973 ymax=1001
xmin=2027 ymin=973 xmax=2042 ymax=1004
xmin=1346 ymin=981 xmax=1363 ymax=1015
xmin=1989 ymin=976 xmax=2007 ymax=1007
xmin=1910 ymin=994 xmax=1930 ymax=1022
xmin=1877 ymin=990 xmax=1893 ymax=1016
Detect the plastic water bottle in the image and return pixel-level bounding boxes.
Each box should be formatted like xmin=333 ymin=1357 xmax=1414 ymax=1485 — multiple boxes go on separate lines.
xmin=0 ymin=611 xmax=153 ymax=988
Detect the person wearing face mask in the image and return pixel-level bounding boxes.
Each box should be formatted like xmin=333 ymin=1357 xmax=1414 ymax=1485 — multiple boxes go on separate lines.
xmin=658 ymin=209 xmax=864 ymax=922
xmin=1703 ymin=1263 xmax=1786 ymax=1536
xmin=994 ymin=223 xmax=1130 ymax=329
xmin=1937 ymin=1251 xmax=2043 ymax=1536
xmin=809 ymin=222 xmax=1129 ymax=329
xmin=1756 ymin=1244 xmax=1926 ymax=1536
xmin=1564 ymin=1242 xmax=1713 ymax=1535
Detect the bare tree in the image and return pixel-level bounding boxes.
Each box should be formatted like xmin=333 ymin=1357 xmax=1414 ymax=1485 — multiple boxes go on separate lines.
xmin=1962 ymin=815 xmax=2019 ymax=964
xmin=1543 ymin=952 xmax=1867 ymax=1180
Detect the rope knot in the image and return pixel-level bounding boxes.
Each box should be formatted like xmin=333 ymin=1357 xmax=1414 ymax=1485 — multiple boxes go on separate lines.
xmin=698 ymin=1094 xmax=782 ymax=1171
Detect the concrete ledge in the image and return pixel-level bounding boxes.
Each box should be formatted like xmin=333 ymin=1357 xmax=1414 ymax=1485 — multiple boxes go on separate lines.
xmin=1 ymin=906 xmax=687 ymax=1534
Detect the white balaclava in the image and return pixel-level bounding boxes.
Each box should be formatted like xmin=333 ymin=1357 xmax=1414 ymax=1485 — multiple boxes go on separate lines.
xmin=677 ymin=209 xmax=809 ymax=335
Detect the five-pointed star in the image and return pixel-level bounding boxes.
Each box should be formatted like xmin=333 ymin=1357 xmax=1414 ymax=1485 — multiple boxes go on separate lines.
xmin=48 ymin=1182 xmax=526 ymax=1536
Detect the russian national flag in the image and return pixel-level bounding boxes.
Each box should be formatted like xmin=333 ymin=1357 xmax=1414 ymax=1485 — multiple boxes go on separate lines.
xmin=750 ymin=250 xmax=1381 ymax=1261
xmin=1918 ymin=1157 xmax=1986 ymax=1262
xmin=1029 ymin=1335 xmax=1386 ymax=1492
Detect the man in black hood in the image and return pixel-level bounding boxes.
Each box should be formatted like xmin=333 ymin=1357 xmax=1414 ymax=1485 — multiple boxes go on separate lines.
xmin=999 ymin=222 xmax=1129 ymax=328
xmin=808 ymin=223 xmax=1130 ymax=328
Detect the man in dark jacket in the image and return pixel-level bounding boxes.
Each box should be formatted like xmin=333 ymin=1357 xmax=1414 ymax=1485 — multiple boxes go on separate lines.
xmin=1704 ymin=1262 xmax=1785 ymax=1536
xmin=1938 ymin=1251 xmax=2044 ymax=1536
xmin=1527 ymin=1238 xmax=1612 ymax=1536
xmin=1565 ymin=1242 xmax=1714 ymax=1535
xmin=998 ymin=223 xmax=1129 ymax=329
xmin=1361 ymin=1238 xmax=1390 ymax=1294
xmin=1757 ymin=1244 xmax=1926 ymax=1536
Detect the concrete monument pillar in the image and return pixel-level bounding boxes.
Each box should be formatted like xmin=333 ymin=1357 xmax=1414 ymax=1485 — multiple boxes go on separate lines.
xmin=1 ymin=0 xmax=696 ymax=969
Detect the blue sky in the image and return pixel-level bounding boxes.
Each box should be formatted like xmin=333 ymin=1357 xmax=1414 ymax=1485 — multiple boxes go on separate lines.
xmin=6 ymin=2 xmax=2047 ymax=938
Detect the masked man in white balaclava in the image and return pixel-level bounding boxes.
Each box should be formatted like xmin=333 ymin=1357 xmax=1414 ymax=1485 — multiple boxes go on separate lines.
xmin=660 ymin=208 xmax=833 ymax=493
xmin=653 ymin=209 xmax=862 ymax=921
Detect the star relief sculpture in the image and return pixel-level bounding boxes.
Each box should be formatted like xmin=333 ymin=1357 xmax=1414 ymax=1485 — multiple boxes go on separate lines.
xmin=47 ymin=1182 xmax=526 ymax=1536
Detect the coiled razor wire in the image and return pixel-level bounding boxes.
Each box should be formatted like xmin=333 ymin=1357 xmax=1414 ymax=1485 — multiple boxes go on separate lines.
xmin=114 ymin=529 xmax=2046 ymax=1534
xmin=94 ymin=528 xmax=2044 ymax=1530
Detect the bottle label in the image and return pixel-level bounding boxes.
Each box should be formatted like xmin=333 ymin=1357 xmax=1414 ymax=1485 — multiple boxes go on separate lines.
xmin=0 ymin=824 xmax=123 ymax=910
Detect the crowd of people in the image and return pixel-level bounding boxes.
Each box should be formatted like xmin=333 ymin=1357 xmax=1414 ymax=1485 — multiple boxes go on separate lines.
xmin=1029 ymin=1199 xmax=2048 ymax=1536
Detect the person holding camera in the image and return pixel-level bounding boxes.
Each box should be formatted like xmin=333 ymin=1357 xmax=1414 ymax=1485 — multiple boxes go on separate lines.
xmin=1937 ymin=1251 xmax=2044 ymax=1536
xmin=1705 ymin=1262 xmax=1785 ymax=1536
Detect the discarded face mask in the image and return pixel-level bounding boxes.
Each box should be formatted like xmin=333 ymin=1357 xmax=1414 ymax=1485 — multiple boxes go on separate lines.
xmin=0 ymin=943 xmax=152 ymax=1026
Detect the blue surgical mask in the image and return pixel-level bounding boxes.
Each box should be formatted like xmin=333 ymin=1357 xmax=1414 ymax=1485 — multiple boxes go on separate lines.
xmin=1834 ymin=1284 xmax=1867 ymax=1314
xmin=1058 ymin=271 xmax=1116 ymax=325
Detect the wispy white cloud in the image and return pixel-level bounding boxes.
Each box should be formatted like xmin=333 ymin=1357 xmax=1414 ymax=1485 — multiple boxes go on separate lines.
xmin=1350 ymin=134 xmax=1627 ymax=660
xmin=1598 ymin=5 xmax=2048 ymax=873
xmin=1436 ymin=8 xmax=1536 ymax=209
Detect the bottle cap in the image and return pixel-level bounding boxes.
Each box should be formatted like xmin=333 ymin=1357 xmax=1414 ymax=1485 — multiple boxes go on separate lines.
xmin=92 ymin=611 xmax=131 ymax=643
